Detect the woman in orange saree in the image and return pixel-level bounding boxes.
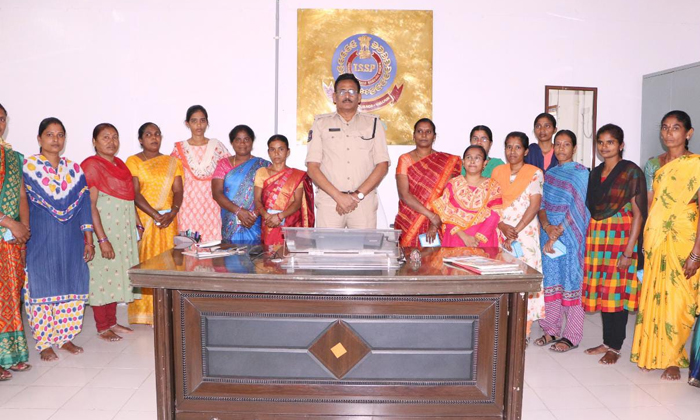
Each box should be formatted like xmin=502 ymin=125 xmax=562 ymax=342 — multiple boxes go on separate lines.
xmin=254 ymin=135 xmax=314 ymax=246
xmin=395 ymin=119 xmax=461 ymax=247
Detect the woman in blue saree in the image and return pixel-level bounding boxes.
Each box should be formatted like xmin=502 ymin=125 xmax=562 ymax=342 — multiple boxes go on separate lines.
xmin=535 ymin=130 xmax=591 ymax=352
xmin=212 ymin=125 xmax=270 ymax=243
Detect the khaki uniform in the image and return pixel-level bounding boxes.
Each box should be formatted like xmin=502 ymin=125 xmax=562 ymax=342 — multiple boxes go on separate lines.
xmin=305 ymin=112 xmax=390 ymax=229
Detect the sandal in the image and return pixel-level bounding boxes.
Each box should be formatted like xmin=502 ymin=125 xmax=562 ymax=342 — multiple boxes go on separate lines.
xmin=534 ymin=334 xmax=560 ymax=347
xmin=9 ymin=362 xmax=32 ymax=372
xmin=0 ymin=368 xmax=12 ymax=381
xmin=550 ymin=337 xmax=578 ymax=353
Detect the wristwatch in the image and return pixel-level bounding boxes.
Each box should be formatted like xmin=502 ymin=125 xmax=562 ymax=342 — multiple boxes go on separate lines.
xmin=354 ymin=190 xmax=365 ymax=200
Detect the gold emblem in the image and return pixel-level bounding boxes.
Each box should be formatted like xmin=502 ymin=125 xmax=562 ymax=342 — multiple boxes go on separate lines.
xmin=357 ymin=35 xmax=372 ymax=59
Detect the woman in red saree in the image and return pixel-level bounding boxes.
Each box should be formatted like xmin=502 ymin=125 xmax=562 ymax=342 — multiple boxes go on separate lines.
xmin=395 ymin=118 xmax=462 ymax=247
xmin=431 ymin=145 xmax=503 ymax=247
xmin=254 ymin=135 xmax=314 ymax=245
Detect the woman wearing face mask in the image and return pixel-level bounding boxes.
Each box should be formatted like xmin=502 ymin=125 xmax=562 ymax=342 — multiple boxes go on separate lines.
xmin=535 ymin=130 xmax=590 ymax=352
xmin=525 ymin=113 xmax=558 ymax=172
xmin=492 ymin=132 xmax=544 ymax=344
xmin=632 ymin=110 xmax=700 ymax=386
xmin=82 ymin=123 xmax=141 ymax=342
xmin=125 ymin=122 xmax=183 ymax=325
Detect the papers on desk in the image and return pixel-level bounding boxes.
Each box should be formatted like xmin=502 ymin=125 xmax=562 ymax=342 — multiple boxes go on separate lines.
xmin=443 ymin=256 xmax=523 ymax=275
xmin=182 ymin=242 xmax=244 ymax=259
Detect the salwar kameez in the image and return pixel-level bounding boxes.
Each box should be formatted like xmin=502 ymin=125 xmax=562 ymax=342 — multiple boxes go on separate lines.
xmin=23 ymin=155 xmax=92 ymax=351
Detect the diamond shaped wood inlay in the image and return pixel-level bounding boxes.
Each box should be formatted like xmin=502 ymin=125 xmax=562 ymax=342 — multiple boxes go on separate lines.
xmin=308 ymin=321 xmax=370 ymax=379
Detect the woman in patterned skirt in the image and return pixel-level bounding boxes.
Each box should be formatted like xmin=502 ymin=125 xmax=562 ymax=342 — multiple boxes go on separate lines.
xmin=583 ymin=124 xmax=646 ymax=365
xmin=171 ymin=105 xmax=230 ymax=242
xmin=82 ymin=123 xmax=140 ymax=342
xmin=24 ymin=117 xmax=94 ymax=361
xmin=126 ymin=122 xmax=183 ymax=325
xmin=0 ymin=103 xmax=32 ymax=378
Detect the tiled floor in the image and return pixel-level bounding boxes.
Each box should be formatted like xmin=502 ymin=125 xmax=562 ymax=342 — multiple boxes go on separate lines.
xmin=1 ymin=306 xmax=698 ymax=419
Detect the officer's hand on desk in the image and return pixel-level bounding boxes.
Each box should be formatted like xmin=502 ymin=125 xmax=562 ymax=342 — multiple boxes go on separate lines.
xmin=335 ymin=193 xmax=359 ymax=215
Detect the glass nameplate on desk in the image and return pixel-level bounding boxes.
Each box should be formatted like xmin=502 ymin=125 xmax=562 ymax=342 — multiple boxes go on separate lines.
xmin=281 ymin=227 xmax=403 ymax=271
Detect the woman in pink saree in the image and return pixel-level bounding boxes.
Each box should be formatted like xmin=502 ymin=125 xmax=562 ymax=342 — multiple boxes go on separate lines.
xmin=431 ymin=145 xmax=502 ymax=247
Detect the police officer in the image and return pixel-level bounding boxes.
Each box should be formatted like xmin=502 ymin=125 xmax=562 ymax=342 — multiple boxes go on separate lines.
xmin=306 ymin=73 xmax=390 ymax=229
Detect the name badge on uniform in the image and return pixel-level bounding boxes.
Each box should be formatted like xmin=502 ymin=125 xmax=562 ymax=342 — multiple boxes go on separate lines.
xmin=329 ymin=128 xmax=340 ymax=132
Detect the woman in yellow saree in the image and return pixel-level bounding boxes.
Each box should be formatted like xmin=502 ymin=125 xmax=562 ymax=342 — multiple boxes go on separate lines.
xmin=631 ymin=110 xmax=700 ymax=384
xmin=126 ymin=123 xmax=183 ymax=325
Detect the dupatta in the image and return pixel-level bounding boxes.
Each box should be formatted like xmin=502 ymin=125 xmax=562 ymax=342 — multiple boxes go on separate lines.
xmin=81 ymin=155 xmax=135 ymax=200
xmin=0 ymin=147 xmax=22 ymax=238
xmin=491 ymin=163 xmax=540 ymax=209
xmin=24 ymin=155 xmax=91 ymax=223
xmin=395 ymin=152 xmax=461 ymax=247
xmin=261 ymin=168 xmax=314 ymax=245
xmin=222 ymin=157 xmax=269 ymax=243
xmin=587 ymin=159 xmax=647 ymax=266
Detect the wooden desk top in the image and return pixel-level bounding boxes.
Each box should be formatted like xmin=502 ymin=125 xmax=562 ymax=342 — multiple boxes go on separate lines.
xmin=129 ymin=246 xmax=542 ymax=296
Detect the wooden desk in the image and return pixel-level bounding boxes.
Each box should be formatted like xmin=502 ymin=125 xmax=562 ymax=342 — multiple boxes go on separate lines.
xmin=129 ymin=247 xmax=541 ymax=420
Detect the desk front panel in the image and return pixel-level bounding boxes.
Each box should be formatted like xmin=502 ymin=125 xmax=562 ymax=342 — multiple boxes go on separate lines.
xmin=172 ymin=291 xmax=507 ymax=418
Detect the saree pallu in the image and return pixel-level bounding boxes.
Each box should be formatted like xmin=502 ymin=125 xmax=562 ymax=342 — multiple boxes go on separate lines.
xmin=430 ymin=177 xmax=502 ymax=247
xmin=631 ymin=155 xmax=700 ymax=370
xmin=125 ymin=155 xmax=183 ymax=325
xmin=540 ymin=162 xmax=591 ymax=306
xmin=396 ymin=152 xmax=461 ymax=247
xmin=222 ymin=157 xmax=269 ymax=243
xmin=0 ymin=147 xmax=28 ymax=368
xmin=583 ymin=203 xmax=640 ymax=313
xmin=261 ymin=168 xmax=314 ymax=246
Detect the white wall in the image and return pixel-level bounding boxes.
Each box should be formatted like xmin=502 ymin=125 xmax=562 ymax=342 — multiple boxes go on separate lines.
xmin=3 ymin=0 xmax=700 ymax=226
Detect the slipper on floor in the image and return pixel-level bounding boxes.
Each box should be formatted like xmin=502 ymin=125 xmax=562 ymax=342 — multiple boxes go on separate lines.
xmin=0 ymin=369 xmax=12 ymax=381
xmin=534 ymin=334 xmax=561 ymax=347
xmin=9 ymin=362 xmax=31 ymax=372
xmin=549 ymin=337 xmax=578 ymax=353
